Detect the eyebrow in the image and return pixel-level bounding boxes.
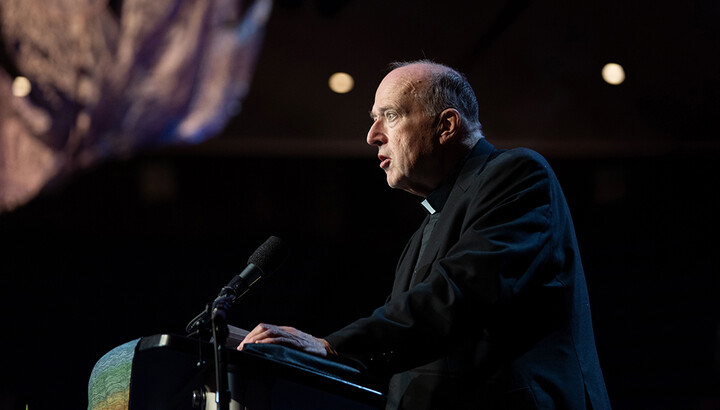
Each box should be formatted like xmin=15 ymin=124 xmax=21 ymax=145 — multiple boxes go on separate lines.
xmin=369 ymin=106 xmax=397 ymax=120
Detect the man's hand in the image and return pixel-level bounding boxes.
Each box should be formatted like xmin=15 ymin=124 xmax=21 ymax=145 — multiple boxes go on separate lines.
xmin=237 ymin=323 xmax=335 ymax=357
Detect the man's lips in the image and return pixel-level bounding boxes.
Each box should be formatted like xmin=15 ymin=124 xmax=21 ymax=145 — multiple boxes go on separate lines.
xmin=378 ymin=154 xmax=390 ymax=169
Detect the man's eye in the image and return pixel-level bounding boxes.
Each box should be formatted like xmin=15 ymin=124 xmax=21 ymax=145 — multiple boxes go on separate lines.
xmin=386 ymin=112 xmax=397 ymax=121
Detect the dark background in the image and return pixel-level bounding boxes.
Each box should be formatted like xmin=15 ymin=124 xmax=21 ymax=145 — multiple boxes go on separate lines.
xmin=1 ymin=0 xmax=719 ymax=409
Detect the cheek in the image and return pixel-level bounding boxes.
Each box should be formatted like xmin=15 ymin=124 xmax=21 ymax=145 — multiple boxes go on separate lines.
xmin=396 ymin=135 xmax=418 ymax=163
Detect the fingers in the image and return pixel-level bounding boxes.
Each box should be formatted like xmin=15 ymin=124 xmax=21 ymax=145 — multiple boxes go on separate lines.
xmin=237 ymin=323 xmax=293 ymax=349
xmin=237 ymin=323 xmax=277 ymax=350
xmin=236 ymin=323 xmax=328 ymax=357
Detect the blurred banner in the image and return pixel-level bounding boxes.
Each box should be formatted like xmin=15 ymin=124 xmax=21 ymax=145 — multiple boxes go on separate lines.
xmin=0 ymin=0 xmax=272 ymax=212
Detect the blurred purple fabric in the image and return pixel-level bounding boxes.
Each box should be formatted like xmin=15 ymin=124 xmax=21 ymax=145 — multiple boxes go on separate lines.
xmin=0 ymin=0 xmax=271 ymax=212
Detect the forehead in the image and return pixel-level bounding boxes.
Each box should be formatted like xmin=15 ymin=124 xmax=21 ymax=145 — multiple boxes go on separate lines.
xmin=372 ymin=66 xmax=429 ymax=111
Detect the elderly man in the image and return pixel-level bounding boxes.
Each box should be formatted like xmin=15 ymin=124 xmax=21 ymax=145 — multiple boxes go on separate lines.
xmin=239 ymin=61 xmax=611 ymax=409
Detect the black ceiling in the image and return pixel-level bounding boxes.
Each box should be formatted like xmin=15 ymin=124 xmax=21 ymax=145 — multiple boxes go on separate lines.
xmin=1 ymin=0 xmax=717 ymax=159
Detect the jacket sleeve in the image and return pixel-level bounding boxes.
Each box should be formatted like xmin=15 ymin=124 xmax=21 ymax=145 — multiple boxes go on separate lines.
xmin=325 ymin=149 xmax=561 ymax=374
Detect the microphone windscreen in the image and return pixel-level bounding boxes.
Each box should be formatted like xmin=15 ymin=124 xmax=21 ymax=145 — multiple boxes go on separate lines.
xmin=247 ymin=236 xmax=288 ymax=275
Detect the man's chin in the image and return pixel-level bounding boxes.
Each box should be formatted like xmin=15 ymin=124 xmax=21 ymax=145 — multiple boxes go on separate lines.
xmin=386 ymin=175 xmax=401 ymax=190
xmin=387 ymin=178 xmax=413 ymax=195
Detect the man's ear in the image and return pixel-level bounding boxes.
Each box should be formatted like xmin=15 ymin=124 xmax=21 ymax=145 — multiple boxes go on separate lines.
xmin=436 ymin=108 xmax=461 ymax=144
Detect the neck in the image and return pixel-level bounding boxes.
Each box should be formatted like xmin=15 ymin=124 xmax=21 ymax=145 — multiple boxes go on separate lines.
xmin=410 ymin=135 xmax=478 ymax=197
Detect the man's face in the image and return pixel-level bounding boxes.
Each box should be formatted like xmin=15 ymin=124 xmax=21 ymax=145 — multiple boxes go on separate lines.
xmin=367 ymin=66 xmax=438 ymax=197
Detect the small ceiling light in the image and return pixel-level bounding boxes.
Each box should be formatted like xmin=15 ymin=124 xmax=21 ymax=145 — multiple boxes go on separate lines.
xmin=602 ymin=63 xmax=625 ymax=85
xmin=329 ymin=72 xmax=354 ymax=94
xmin=12 ymin=76 xmax=31 ymax=97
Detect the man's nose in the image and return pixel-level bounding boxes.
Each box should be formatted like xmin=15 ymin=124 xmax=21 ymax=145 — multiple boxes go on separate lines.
xmin=366 ymin=120 xmax=385 ymax=146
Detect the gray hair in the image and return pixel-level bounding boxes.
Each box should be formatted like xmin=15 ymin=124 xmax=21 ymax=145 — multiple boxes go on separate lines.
xmin=388 ymin=60 xmax=481 ymax=130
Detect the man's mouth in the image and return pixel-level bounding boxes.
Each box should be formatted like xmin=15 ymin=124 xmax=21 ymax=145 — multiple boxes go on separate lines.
xmin=378 ymin=155 xmax=390 ymax=170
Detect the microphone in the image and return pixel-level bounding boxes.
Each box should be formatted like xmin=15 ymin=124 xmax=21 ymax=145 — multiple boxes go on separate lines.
xmin=215 ymin=235 xmax=289 ymax=304
xmin=206 ymin=237 xmax=288 ymax=410
xmin=186 ymin=236 xmax=288 ymax=334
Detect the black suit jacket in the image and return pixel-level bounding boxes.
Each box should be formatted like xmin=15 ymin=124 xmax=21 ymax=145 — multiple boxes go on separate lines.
xmin=325 ymin=139 xmax=610 ymax=409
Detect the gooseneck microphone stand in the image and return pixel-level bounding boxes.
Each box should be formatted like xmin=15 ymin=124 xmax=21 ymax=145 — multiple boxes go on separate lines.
xmin=185 ymin=293 xmax=234 ymax=410
xmin=210 ymin=295 xmax=233 ymax=410
xmin=185 ymin=236 xmax=288 ymax=410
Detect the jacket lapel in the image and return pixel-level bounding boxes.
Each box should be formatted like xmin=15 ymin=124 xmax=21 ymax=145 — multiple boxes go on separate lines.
xmin=391 ymin=216 xmax=428 ymax=296
xmin=408 ymin=139 xmax=498 ymax=287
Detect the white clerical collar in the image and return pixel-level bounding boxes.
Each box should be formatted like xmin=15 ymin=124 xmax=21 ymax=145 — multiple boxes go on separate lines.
xmin=420 ymin=199 xmax=437 ymax=215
